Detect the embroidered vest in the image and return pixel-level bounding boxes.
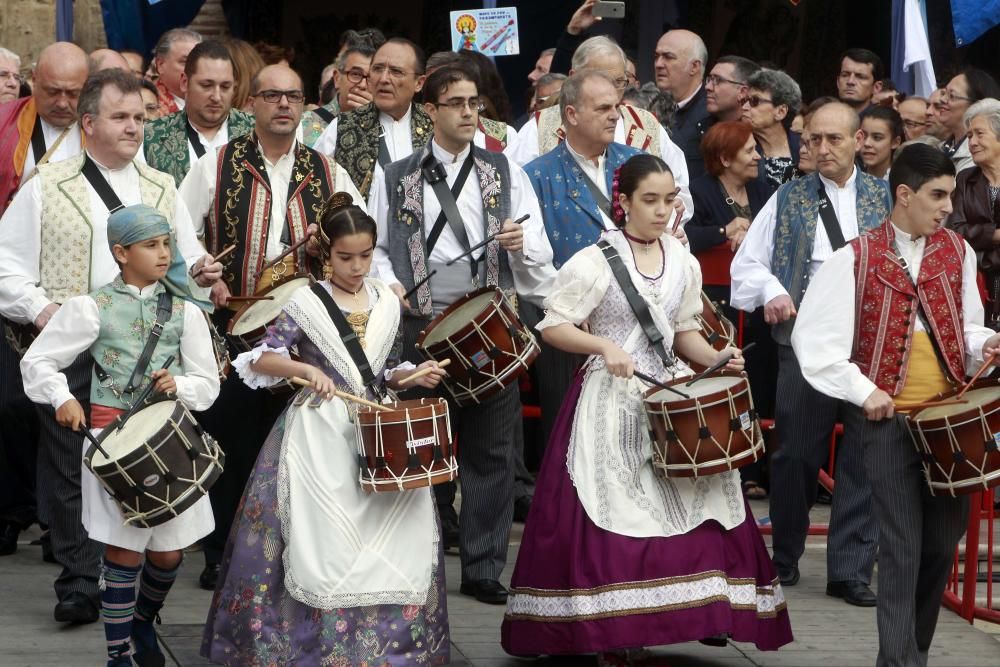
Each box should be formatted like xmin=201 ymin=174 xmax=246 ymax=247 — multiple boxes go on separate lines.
xmin=300 ymin=98 xmax=339 ymax=148
xmin=144 ymin=109 xmax=255 ymax=187
xmin=536 ymin=103 xmax=660 ymax=157
xmin=88 ymin=277 xmax=186 ymax=409
xmin=478 ymin=117 xmax=508 ymax=153
xmin=206 ymin=133 xmax=336 ymax=297
xmin=38 ymin=155 xmax=176 ymax=305
xmin=384 ymin=143 xmax=513 ymax=318
xmin=850 ymin=223 xmax=967 ymax=394
xmin=334 ymin=102 xmax=434 ymax=199
xmin=769 ymin=170 xmax=891 ymax=344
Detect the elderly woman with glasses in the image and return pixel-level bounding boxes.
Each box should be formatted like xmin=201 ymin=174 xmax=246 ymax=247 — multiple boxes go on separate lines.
xmin=948 ymin=98 xmax=1000 ymax=328
xmin=0 ymin=46 xmax=22 ymax=104
xmin=741 ymin=68 xmax=802 ymax=193
xmin=937 ymin=68 xmax=1000 ymax=172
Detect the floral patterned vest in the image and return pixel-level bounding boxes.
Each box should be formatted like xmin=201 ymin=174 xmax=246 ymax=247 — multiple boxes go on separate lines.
xmin=143 ymin=108 xmax=255 ymax=187
xmin=850 ymin=222 xmax=967 ymax=394
xmin=536 ymin=103 xmax=660 ymax=157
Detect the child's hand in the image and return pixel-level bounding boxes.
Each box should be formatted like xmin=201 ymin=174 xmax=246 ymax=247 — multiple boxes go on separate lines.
xmin=304 ymin=366 xmax=336 ymax=400
xmin=410 ymin=360 xmax=449 ymax=389
xmin=151 ymin=369 xmax=177 ymax=395
xmin=56 ymin=399 xmax=86 ymax=431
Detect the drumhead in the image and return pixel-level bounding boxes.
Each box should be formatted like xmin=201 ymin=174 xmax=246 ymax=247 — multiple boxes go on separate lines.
xmin=648 ymin=375 xmax=743 ymax=402
xmin=231 ymin=277 xmax=312 ymax=335
xmin=915 ymin=386 xmax=1000 ymax=420
xmin=93 ymin=401 xmax=178 ymax=465
xmin=422 ymin=292 xmax=497 ymax=345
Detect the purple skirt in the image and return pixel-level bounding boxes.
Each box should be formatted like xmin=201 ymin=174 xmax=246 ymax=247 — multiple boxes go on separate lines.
xmin=502 ymin=374 xmax=793 ymax=656
xmin=201 ymin=412 xmax=450 ymax=666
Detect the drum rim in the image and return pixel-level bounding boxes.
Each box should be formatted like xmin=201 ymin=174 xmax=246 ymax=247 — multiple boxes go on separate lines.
xmin=652 ymin=438 xmax=765 ymax=472
xmin=642 ymin=370 xmax=748 ymax=406
xmin=415 ymin=286 xmax=507 ymax=349
xmin=908 ymin=381 xmax=1000 ymax=426
xmin=226 ymin=272 xmax=315 ymax=336
xmin=436 ymin=336 xmax=539 ymax=404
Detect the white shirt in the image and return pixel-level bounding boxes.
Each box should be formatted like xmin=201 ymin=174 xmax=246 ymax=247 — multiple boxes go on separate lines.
xmin=565 ymin=138 xmax=615 ymax=230
xmin=20 ymin=284 xmax=220 ymax=411
xmin=187 ymin=117 xmax=230 ymax=168
xmin=0 ymin=152 xmax=205 ymax=324
xmin=730 ymin=168 xmax=862 ymax=312
xmin=512 ymin=111 xmax=694 ymax=223
xmin=173 ymin=93 xmax=186 ymax=111
xmin=791 ymin=223 xmax=993 ymax=407
xmin=676 ymin=83 xmax=703 ymax=110
xmin=21 ymin=118 xmax=84 ymax=177
xmin=178 ymin=140 xmax=366 ymax=261
xmin=369 ymin=139 xmax=553 ymax=305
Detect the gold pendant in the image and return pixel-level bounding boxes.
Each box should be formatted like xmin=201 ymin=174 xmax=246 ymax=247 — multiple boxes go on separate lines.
xmin=346 ymin=310 xmax=370 ymax=348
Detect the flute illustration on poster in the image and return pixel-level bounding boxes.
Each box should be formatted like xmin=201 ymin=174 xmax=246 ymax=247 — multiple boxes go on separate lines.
xmin=450 ymin=7 xmax=520 ymax=56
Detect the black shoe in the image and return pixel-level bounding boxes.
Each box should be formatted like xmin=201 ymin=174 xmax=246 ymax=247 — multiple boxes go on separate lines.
xmin=513 ymin=495 xmax=532 ymax=523
xmin=199 ymin=563 xmax=220 ymax=591
xmin=777 ymin=565 xmax=800 ymax=586
xmin=0 ymin=523 xmax=18 ymax=556
xmin=440 ymin=516 xmax=460 ymax=551
xmin=460 ymin=579 xmax=508 ymax=604
xmin=53 ymin=591 xmax=99 ymax=624
xmin=826 ymin=580 xmax=877 ymax=607
xmin=698 ymin=633 xmax=729 ymax=647
xmin=131 ymin=617 xmax=165 ymax=667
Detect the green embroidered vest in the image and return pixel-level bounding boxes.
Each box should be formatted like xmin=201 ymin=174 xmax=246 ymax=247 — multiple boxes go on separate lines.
xmin=88 ymin=276 xmax=186 ymax=409
xmin=143 ymin=109 xmax=255 ymax=187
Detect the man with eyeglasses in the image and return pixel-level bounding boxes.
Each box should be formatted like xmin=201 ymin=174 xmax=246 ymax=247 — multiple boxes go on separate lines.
xmin=654 ymin=30 xmax=713 ymax=178
xmin=143 ymin=40 xmax=255 ymax=187
xmin=897 ymin=96 xmax=929 ymax=141
xmin=514 ymin=36 xmax=693 ymax=225
xmin=299 ymin=43 xmax=374 ymax=148
xmin=371 ymin=64 xmax=550 ymax=604
xmin=705 ymin=55 xmax=760 ymax=124
xmin=178 ymin=64 xmax=363 ymax=590
xmin=731 ymin=102 xmax=888 ymax=606
xmin=0 ymin=47 xmax=23 ymax=104
xmin=314 ymin=37 xmax=434 ymax=201
xmin=836 ymin=48 xmax=884 ymax=113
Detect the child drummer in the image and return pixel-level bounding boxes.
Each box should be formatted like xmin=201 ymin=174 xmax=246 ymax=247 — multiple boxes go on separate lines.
xmin=791 ymin=144 xmax=1000 ymax=665
xmin=20 ymin=204 xmax=220 ymax=667
xmin=202 ymin=192 xmax=451 ymax=666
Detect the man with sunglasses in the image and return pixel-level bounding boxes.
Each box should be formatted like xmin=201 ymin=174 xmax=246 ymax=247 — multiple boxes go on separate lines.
xmin=178 ymin=64 xmax=364 ymax=590
xmin=314 ymin=38 xmax=434 ymax=200
xmin=143 ymin=40 xmax=255 ymax=187
xmin=299 ymin=43 xmax=374 ymax=148
xmin=371 ymin=64 xmax=550 ymax=605
xmin=731 ymin=102 xmax=889 ymax=606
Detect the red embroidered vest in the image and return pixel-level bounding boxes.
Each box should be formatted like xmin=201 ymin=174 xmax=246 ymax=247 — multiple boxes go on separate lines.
xmin=850 ymin=222 xmax=967 ymax=395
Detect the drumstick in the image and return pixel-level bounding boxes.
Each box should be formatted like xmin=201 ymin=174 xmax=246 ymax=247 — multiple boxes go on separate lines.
xmin=445 ymin=214 xmax=530 ymax=266
xmin=956 ymin=353 xmax=996 ymax=399
xmin=634 ymin=370 xmax=689 ymax=399
xmin=402 ymin=270 xmax=437 ymax=301
xmin=289 ymin=376 xmax=392 ymax=411
xmin=894 ymin=398 xmax=969 ymax=412
xmin=114 ymin=356 xmax=176 ymax=432
xmin=258 ymin=230 xmax=314 ymax=276
xmin=192 ymin=244 xmax=236 ymax=278
xmin=80 ymin=425 xmax=112 ymax=460
xmin=671 ymin=208 xmax=683 ymax=233
xmin=225 ymin=295 xmax=276 ymax=303
xmin=398 ymin=358 xmax=452 ymax=386
xmin=685 ymin=342 xmax=756 ymax=387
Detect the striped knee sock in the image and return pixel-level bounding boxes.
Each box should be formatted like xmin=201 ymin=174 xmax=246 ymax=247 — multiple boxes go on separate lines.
xmin=132 ymin=558 xmax=181 ymax=656
xmin=101 ymin=559 xmax=140 ymax=662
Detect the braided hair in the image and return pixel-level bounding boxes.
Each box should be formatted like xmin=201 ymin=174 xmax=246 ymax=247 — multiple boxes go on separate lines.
xmin=610 ymin=154 xmax=673 ymax=226
xmin=315 ymin=192 xmax=377 ymax=260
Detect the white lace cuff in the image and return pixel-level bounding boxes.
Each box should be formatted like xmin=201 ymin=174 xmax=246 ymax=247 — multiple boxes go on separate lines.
xmin=536 ymin=308 xmax=576 ymax=331
xmin=234 ymin=345 xmax=291 ymax=389
xmin=384 ymin=361 xmax=417 ymax=381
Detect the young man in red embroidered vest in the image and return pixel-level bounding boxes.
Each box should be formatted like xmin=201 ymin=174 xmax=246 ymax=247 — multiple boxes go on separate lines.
xmin=792 ymin=143 xmax=1000 ymax=667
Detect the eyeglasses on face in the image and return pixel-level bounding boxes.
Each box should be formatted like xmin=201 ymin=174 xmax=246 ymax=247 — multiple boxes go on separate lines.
xmin=745 ymin=94 xmax=774 ymax=108
xmin=706 ymin=73 xmax=745 ymax=88
xmin=0 ymin=70 xmax=23 ymax=83
xmin=432 ymin=97 xmax=485 ymax=112
xmin=343 ymin=68 xmax=369 ymax=84
xmin=254 ymin=89 xmax=305 ymax=104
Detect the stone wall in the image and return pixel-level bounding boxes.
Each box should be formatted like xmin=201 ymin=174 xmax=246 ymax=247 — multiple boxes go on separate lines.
xmin=0 ymin=0 xmax=105 ymax=71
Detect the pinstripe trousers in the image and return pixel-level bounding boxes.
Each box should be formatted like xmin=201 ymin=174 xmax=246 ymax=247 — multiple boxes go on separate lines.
xmin=33 ymin=353 xmax=102 ymax=602
xmin=403 ymin=315 xmax=517 ymax=582
xmin=847 ymin=406 xmax=968 ymax=667
xmin=770 ymin=344 xmax=878 ymax=582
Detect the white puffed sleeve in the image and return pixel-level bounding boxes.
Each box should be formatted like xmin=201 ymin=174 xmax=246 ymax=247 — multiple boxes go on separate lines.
xmin=675 ymin=248 xmax=705 ymax=333
xmin=537 ymin=246 xmax=612 ymax=330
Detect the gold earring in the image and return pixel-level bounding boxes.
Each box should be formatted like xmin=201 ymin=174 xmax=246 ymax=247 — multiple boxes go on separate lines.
xmin=323 ymin=264 xmax=334 ymax=280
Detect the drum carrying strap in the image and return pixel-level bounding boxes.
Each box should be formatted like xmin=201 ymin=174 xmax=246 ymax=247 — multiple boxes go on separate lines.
xmin=422 ymin=151 xmax=480 ymax=280
xmin=314 ymin=106 xmax=336 ymax=125
xmin=81 ymin=154 xmax=126 ymax=215
xmin=185 ymin=120 xmax=207 ymax=159
xmin=94 ymin=291 xmax=174 ymax=395
xmin=309 ymin=283 xmax=386 ymax=401
xmin=817 ymin=184 xmax=847 ymax=251
xmin=597 ymin=239 xmax=676 ymax=367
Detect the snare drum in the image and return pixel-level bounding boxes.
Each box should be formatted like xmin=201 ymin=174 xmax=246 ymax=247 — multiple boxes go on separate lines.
xmin=645 ymin=371 xmax=763 ymax=478
xmin=84 ymin=400 xmax=225 ymax=528
xmin=907 ymin=383 xmax=1000 ymax=496
xmin=227 ymin=273 xmax=314 ymax=353
xmin=355 ymin=398 xmax=458 ymax=493
xmin=416 ymin=288 xmax=539 ymax=405
xmin=681 ymin=293 xmax=737 ymax=371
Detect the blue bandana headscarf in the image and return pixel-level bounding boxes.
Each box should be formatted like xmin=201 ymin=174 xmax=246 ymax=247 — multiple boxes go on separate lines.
xmin=107 ymin=205 xmax=213 ymax=312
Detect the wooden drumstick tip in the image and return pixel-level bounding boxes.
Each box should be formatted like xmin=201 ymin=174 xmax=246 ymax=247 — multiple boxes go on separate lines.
xmin=398 ymin=358 xmax=452 ymax=385
xmin=956 ymin=353 xmax=996 ymax=399
xmin=289 ymin=376 xmax=392 ymax=411
xmin=193 ymin=244 xmax=237 ymax=278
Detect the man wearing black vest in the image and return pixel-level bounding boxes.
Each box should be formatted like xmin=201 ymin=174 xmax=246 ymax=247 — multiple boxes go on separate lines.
xmin=371 ymin=65 xmax=550 ymax=605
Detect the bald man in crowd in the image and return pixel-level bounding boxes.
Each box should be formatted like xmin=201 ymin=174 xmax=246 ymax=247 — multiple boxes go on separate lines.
xmin=654 ymin=29 xmax=713 ymax=177
xmin=88 ymin=48 xmax=132 ymax=74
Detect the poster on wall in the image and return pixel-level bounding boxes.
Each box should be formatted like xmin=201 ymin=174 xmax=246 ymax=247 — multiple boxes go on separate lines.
xmin=449 ymin=7 xmax=520 ymax=56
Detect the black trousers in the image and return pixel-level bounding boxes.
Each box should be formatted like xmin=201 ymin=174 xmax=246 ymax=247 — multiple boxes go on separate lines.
xmin=0 ymin=342 xmax=39 ymax=527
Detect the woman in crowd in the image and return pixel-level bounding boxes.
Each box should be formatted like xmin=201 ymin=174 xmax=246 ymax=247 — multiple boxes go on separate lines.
xmin=223 ymin=38 xmax=266 ymax=112
xmin=948 ymin=98 xmax=1000 ymax=330
xmin=501 ymin=154 xmax=792 ymax=662
xmin=202 ymin=194 xmax=451 ymax=666
xmin=741 ymin=68 xmax=802 ymax=192
xmin=937 ymin=68 xmax=1000 ymax=172
xmin=859 ymin=105 xmax=904 ymax=180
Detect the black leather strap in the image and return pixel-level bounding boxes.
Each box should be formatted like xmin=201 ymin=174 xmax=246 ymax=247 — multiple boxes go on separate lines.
xmin=94 ymin=291 xmax=174 ymax=394
xmin=597 ymin=239 xmax=675 ymax=367
xmin=377 ymin=129 xmax=392 ymax=168
xmin=816 ymin=185 xmax=847 ymax=251
xmin=314 ymin=107 xmax=335 ymax=124
xmin=184 ymin=120 xmax=206 ymax=159
xmin=81 ymin=155 xmax=125 ymax=214
xmin=422 ymin=151 xmax=476 ymax=260
xmin=30 ymin=116 xmax=46 ymax=164
xmin=309 ymin=283 xmax=384 ymax=400
xmin=578 ymin=168 xmax=612 ymax=221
